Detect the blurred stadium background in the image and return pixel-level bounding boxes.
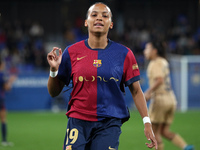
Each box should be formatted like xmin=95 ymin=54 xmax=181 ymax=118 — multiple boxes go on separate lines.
xmin=0 ymin=0 xmax=200 ymax=149
xmin=0 ymin=0 xmax=199 ymax=112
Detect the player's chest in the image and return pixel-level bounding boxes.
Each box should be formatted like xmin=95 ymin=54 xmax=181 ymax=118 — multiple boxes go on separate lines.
xmin=69 ymin=50 xmax=124 ymax=78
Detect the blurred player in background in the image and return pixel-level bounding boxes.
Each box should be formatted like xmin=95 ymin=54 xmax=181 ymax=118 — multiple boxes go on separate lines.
xmin=47 ymin=2 xmax=157 ymax=150
xmin=0 ymin=58 xmax=17 ymax=146
xmin=143 ymin=41 xmax=194 ymax=150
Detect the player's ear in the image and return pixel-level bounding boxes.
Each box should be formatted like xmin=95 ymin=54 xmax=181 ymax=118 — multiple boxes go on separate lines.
xmin=109 ymin=22 xmax=113 ymax=29
xmin=84 ymin=20 xmax=88 ymax=27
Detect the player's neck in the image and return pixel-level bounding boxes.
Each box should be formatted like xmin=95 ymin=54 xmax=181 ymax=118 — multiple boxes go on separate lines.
xmin=88 ymin=34 xmax=108 ymax=49
xmin=151 ymin=55 xmax=158 ymax=60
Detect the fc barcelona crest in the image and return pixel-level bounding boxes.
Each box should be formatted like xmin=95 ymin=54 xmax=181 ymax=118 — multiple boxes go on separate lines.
xmin=93 ymin=60 xmax=102 ymax=67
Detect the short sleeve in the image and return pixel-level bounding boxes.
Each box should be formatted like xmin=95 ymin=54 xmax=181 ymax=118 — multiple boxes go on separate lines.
xmin=57 ymin=47 xmax=72 ymax=86
xmin=123 ymin=49 xmax=140 ymax=86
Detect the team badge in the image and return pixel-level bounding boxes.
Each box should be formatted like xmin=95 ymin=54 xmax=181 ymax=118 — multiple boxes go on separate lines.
xmin=93 ymin=60 xmax=102 ymax=67
xmin=132 ymin=64 xmax=139 ymax=70
xmin=66 ymin=145 xmax=72 ymax=150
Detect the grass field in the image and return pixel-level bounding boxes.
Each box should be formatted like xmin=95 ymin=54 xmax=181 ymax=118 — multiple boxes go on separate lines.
xmin=1 ymin=110 xmax=199 ymax=150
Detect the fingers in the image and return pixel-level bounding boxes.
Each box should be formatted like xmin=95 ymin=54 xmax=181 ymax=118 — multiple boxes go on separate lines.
xmin=58 ymin=48 xmax=62 ymax=56
xmin=153 ymin=137 xmax=158 ymax=149
xmin=47 ymin=48 xmax=56 ymax=60
xmin=148 ymin=134 xmax=157 ymax=149
xmin=52 ymin=47 xmax=60 ymax=51
xmin=145 ymin=138 xmax=157 ymax=149
xmin=52 ymin=47 xmax=60 ymax=59
xmin=47 ymin=47 xmax=61 ymax=61
xmin=47 ymin=47 xmax=62 ymax=70
xmin=144 ymin=125 xmax=157 ymax=149
xmin=144 ymin=124 xmax=152 ymax=141
xmin=145 ymin=142 xmax=154 ymax=148
xmin=145 ymin=131 xmax=151 ymax=141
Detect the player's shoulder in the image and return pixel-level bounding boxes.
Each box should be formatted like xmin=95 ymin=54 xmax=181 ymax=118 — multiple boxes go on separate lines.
xmin=62 ymin=40 xmax=85 ymax=56
xmin=111 ymin=40 xmax=132 ymax=53
xmin=151 ymin=57 xmax=168 ymax=68
xmin=156 ymin=57 xmax=168 ymax=64
xmin=67 ymin=40 xmax=85 ymax=50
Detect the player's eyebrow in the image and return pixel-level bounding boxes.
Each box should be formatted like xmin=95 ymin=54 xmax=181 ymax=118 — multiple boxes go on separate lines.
xmin=91 ymin=11 xmax=109 ymax=14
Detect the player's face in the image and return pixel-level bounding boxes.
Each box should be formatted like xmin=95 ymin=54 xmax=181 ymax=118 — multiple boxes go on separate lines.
xmin=85 ymin=3 xmax=113 ymax=35
xmin=144 ymin=43 xmax=155 ymax=60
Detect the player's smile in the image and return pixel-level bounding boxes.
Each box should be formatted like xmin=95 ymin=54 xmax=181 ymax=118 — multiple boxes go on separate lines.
xmin=94 ymin=22 xmax=104 ymax=28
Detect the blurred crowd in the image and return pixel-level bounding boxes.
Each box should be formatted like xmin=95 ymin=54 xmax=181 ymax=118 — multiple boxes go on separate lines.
xmin=112 ymin=14 xmax=200 ymax=68
xmin=61 ymin=13 xmax=200 ymax=69
xmin=0 ymin=20 xmax=47 ymax=73
xmin=0 ymin=13 xmax=200 ymax=73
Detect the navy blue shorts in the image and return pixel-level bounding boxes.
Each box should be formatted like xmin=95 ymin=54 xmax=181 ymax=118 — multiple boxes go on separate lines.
xmin=63 ymin=117 xmax=122 ymax=150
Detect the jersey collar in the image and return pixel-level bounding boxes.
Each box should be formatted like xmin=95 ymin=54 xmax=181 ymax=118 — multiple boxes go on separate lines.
xmin=84 ymin=39 xmax=112 ymax=51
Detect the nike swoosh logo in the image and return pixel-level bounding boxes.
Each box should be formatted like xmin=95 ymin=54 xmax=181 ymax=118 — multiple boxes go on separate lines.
xmin=108 ymin=146 xmax=116 ymax=150
xmin=77 ymin=56 xmax=87 ymax=60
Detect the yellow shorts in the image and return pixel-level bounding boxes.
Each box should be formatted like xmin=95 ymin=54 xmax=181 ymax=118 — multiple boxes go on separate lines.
xmin=149 ymin=92 xmax=177 ymax=124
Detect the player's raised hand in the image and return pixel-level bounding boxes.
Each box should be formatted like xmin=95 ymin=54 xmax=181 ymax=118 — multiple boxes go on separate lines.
xmin=144 ymin=123 xmax=157 ymax=149
xmin=47 ymin=47 xmax=62 ymax=71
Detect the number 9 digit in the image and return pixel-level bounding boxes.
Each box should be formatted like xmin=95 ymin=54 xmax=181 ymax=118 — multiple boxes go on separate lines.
xmin=69 ymin=128 xmax=79 ymax=144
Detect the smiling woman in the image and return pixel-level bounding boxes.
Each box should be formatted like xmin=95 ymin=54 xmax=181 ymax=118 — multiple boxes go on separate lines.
xmin=47 ymin=2 xmax=157 ymax=150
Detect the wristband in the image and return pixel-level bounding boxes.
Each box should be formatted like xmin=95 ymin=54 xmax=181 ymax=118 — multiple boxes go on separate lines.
xmin=50 ymin=70 xmax=58 ymax=78
xmin=143 ymin=116 xmax=151 ymax=124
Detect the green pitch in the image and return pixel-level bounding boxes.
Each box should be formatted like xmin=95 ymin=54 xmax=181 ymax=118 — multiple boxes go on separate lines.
xmin=1 ymin=110 xmax=199 ymax=150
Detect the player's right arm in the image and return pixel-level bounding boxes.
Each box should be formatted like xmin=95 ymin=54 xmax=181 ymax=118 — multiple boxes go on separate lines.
xmin=47 ymin=47 xmax=65 ymax=97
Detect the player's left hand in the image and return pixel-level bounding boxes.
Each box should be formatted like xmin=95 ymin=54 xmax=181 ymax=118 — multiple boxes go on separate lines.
xmin=144 ymin=89 xmax=151 ymax=101
xmin=144 ymin=123 xmax=157 ymax=149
